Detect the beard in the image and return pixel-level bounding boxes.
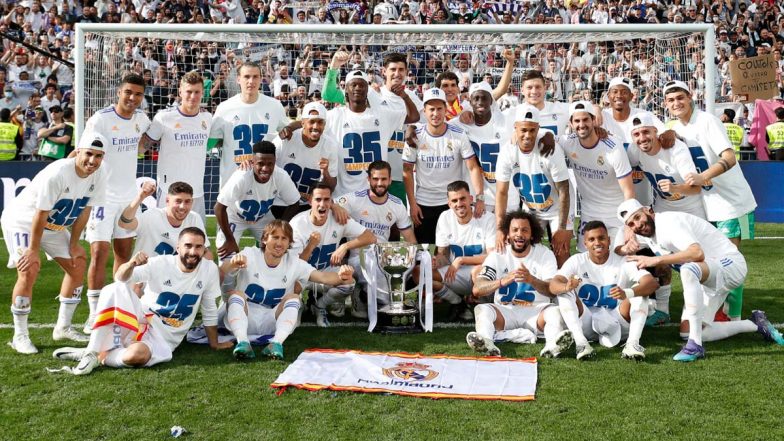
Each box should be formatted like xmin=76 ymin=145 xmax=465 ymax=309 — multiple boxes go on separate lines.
xmin=371 ymin=184 xmax=388 ymax=198
xmin=509 ymin=237 xmax=530 ymax=254
xmin=179 ymin=253 xmax=201 ymax=270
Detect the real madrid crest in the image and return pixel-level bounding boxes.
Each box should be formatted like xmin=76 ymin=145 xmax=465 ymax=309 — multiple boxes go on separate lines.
xmin=201 ymin=120 xmax=207 ymax=130
xmin=386 ymin=211 xmax=393 ymax=222
xmin=597 ymin=155 xmax=605 ymax=166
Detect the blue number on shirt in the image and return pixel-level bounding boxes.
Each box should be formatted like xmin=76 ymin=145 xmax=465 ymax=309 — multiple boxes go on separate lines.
xmin=154 ymin=292 xmax=199 ymax=321
xmin=512 ymin=173 xmax=552 ymax=205
xmin=388 ymin=130 xmax=405 ymax=154
xmin=577 ymin=284 xmax=618 ymax=309
xmin=643 ymin=172 xmax=678 ymax=200
xmin=470 ymin=141 xmax=500 ymax=183
xmin=238 ymin=198 xmax=274 ymax=222
xmin=449 ymin=244 xmax=483 ymax=258
xmin=308 ymin=243 xmax=337 ymax=270
xmin=498 ymin=281 xmax=537 ymax=304
xmin=687 ymin=146 xmax=713 ymax=190
xmin=154 ymin=242 xmax=175 ymax=255
xmin=283 ymin=163 xmax=322 ymax=195
xmin=343 ymin=132 xmax=382 ymax=176
xmin=232 ymin=123 xmax=269 ymax=159
xmin=48 ymin=197 xmax=90 ymax=228
xmin=244 ymin=283 xmax=287 ymax=307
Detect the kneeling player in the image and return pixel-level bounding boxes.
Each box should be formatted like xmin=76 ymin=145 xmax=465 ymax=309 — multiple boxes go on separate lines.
xmin=550 ymin=220 xmax=658 ymax=360
xmin=53 ymin=228 xmax=232 ymax=375
xmin=468 ymin=211 xmax=573 ymax=358
xmin=220 ymin=220 xmax=355 ymax=360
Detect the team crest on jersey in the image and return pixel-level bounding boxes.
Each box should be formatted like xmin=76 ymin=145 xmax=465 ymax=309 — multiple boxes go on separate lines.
xmin=597 ymin=155 xmax=605 ymax=166
xmin=382 ymin=362 xmax=439 ymax=382
xmin=476 ymin=232 xmax=481 ymax=239
xmin=494 ymin=132 xmax=500 ymax=139
xmin=88 ymin=184 xmax=94 ymax=192
xmin=386 ymin=211 xmax=393 ymax=222
xmin=201 ymin=120 xmax=207 ymax=130
xmin=135 ymin=124 xmax=140 ymax=133
xmin=332 ymin=231 xmax=338 ymax=238
xmin=664 ymin=165 xmax=671 ymax=173
xmin=273 ymin=190 xmax=279 ymax=196
xmin=552 ymin=115 xmax=557 ymax=120
xmin=282 ymin=276 xmax=287 ymax=283
xmin=265 ymin=113 xmax=270 ymax=120
xmin=446 ymin=141 xmax=453 ymax=151
xmin=374 ymin=119 xmax=380 ymax=126
xmin=197 ymin=281 xmax=203 ymax=289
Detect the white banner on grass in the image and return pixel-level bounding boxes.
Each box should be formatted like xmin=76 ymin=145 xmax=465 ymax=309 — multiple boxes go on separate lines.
xmin=271 ymin=349 xmax=538 ymax=401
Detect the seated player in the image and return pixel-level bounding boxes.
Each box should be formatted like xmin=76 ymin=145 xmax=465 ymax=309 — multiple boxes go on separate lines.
xmin=468 ymin=211 xmax=573 ymax=358
xmin=550 ymin=220 xmax=658 ymax=361
xmin=2 ymin=135 xmax=107 ymax=354
xmin=220 ymin=220 xmax=355 ymax=360
xmin=619 ymin=199 xmax=784 ymax=362
xmin=290 ymin=183 xmax=376 ymax=327
xmin=53 ymin=228 xmax=232 ymax=375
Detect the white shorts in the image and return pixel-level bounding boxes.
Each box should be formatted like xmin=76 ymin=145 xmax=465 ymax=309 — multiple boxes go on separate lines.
xmin=582 ymin=305 xmax=630 ymax=346
xmin=494 ymin=302 xmax=553 ymax=335
xmin=437 ymin=265 xmax=474 ymax=297
xmin=679 ymin=254 xmax=747 ymax=324
xmin=216 ymin=212 xmax=275 ymax=258
xmin=3 ymin=224 xmax=72 ymax=268
xmin=576 ymin=215 xmax=622 ymax=252
xmin=86 ymin=203 xmax=138 ymax=243
xmin=138 ymin=316 xmax=176 ymax=367
xmin=243 ymin=301 xmax=279 ymax=336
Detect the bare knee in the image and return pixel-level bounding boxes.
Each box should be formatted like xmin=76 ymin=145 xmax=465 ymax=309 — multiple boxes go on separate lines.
xmin=90 ymin=242 xmax=110 ymax=264
xmin=123 ymin=343 xmax=152 ymax=367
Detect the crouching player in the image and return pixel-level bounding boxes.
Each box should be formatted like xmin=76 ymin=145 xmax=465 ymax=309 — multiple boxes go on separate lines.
xmin=220 ymin=220 xmax=354 ymax=360
xmin=550 ymin=220 xmax=658 ymax=361
xmin=467 ymin=211 xmax=573 ymax=358
xmin=53 ymin=227 xmax=232 ymax=375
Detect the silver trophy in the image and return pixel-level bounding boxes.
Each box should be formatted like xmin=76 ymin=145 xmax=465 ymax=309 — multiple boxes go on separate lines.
xmin=374 ymin=242 xmax=422 ymax=333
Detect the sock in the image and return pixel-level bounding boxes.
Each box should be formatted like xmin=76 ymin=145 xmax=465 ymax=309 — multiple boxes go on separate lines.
xmin=726 ymin=284 xmax=743 ymax=319
xmin=86 ymin=289 xmax=100 ymax=319
xmin=626 ymin=296 xmax=648 ymax=347
xmin=655 ymin=284 xmax=671 ymax=314
xmin=542 ymin=306 xmax=564 ymax=348
xmin=11 ymin=296 xmax=31 ymax=338
xmin=316 ymin=286 xmax=352 ymax=309
xmin=227 ymin=294 xmax=249 ymax=343
xmin=272 ymin=299 xmax=301 ymax=344
xmin=702 ymin=320 xmax=757 ymax=342
xmin=557 ymin=291 xmax=588 ymax=346
xmin=435 ymin=286 xmax=461 ymax=305
xmin=680 ymin=262 xmax=705 ymax=346
xmin=103 ymin=348 xmax=129 ymax=368
xmin=55 ymin=295 xmax=80 ymax=330
xmin=474 ymin=304 xmax=497 ymax=340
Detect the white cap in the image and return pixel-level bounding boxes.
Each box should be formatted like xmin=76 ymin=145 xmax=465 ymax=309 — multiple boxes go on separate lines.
xmin=629 ymin=113 xmax=658 ymax=131
xmin=301 ymin=101 xmax=327 ymax=120
xmin=591 ymin=307 xmax=622 ymax=348
xmin=345 ymin=70 xmax=369 ymax=84
xmin=569 ymin=100 xmax=596 ymax=117
xmin=514 ymin=104 xmax=540 ymax=123
xmin=662 ymin=80 xmax=690 ymax=96
xmin=608 ymin=76 xmax=634 ymax=91
xmin=468 ymin=82 xmax=494 ymax=100
xmin=617 ymin=198 xmax=645 ymax=224
xmin=422 ymin=88 xmax=447 ymax=105
xmin=78 ymin=132 xmax=108 ymax=152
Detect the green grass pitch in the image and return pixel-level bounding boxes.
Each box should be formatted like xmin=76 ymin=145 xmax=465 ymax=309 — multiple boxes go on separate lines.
xmin=1 ymin=222 xmax=783 ymax=440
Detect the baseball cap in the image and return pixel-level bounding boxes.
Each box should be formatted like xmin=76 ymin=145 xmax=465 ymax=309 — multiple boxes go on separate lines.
xmin=422 ymin=88 xmax=447 ymax=105
xmin=79 ymin=132 xmax=108 ymax=152
xmin=514 ymin=103 xmax=540 ymax=123
xmin=617 ymin=198 xmax=645 ymax=224
xmin=569 ymin=100 xmax=595 ymax=117
xmin=345 ymin=70 xmax=368 ymax=84
xmin=608 ymin=76 xmax=634 ymax=91
xmin=591 ymin=307 xmax=621 ymax=348
xmin=662 ymin=80 xmax=690 ymax=96
xmin=468 ymin=82 xmax=494 ymax=100
xmin=629 ymin=113 xmax=658 ymax=131
xmin=301 ymin=101 xmax=327 ymax=120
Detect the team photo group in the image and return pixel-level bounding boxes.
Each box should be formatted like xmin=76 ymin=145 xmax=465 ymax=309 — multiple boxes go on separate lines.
xmin=5 ymin=46 xmax=784 ymax=377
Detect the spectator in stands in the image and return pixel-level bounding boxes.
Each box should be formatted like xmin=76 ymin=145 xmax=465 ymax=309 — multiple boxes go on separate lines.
xmin=37 ymin=105 xmax=72 ymax=160
xmin=0 ymin=108 xmax=22 ymax=160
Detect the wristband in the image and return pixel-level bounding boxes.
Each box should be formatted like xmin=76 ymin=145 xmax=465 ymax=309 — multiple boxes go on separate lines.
xmin=120 ymin=214 xmax=135 ymax=224
xmin=624 ymin=288 xmax=635 ymax=299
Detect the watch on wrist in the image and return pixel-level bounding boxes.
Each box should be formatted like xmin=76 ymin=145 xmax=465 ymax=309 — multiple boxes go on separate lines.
xmin=475 ymin=194 xmax=485 ymax=202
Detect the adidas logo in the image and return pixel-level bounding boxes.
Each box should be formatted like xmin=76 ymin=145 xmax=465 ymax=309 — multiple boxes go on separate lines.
xmin=162 ymin=232 xmax=170 ymax=239
xmin=381 ymin=100 xmax=387 ymax=105
xmin=343 ymin=123 xmax=350 ymax=128
xmin=246 ymin=190 xmax=253 ymax=195
xmin=175 ymin=123 xmax=182 ymax=129
xmin=233 ymin=115 xmax=240 ymax=121
xmin=282 ymin=276 xmax=287 ymax=283
xmin=63 ymin=187 xmax=70 ymax=194
xmin=253 ymin=273 xmax=259 ymax=279
xmin=288 ymin=153 xmax=295 ymax=159
xmin=164 ymin=280 xmax=172 ymax=287
xmin=111 ymin=125 xmax=119 ymax=131
xmin=582 ymin=272 xmax=589 ymax=279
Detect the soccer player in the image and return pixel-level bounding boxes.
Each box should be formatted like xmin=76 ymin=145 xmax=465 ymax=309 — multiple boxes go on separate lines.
xmin=53 ymin=228 xmax=232 ymax=375
xmin=403 ymin=88 xmax=485 ymax=245
xmin=495 ymin=103 xmax=572 ymax=266
xmin=2 ymin=136 xmax=107 ymax=353
xmin=520 ymin=69 xmax=570 ymax=136
xmin=220 ymin=220 xmax=355 ymax=360
xmin=663 ymin=80 xmax=757 ymax=321
xmin=209 ymin=61 xmax=290 ymax=186
xmin=118 ymin=181 xmax=211 ymax=260
xmin=549 ymin=220 xmax=658 ymax=360
xmin=80 ymin=74 xmax=151 ymax=334
xmin=433 ymin=181 xmax=496 ymax=321
xmin=214 ymin=140 xmax=300 ymax=259
xmin=468 ymin=211 xmax=573 ymax=358
xmin=619 ymin=199 xmax=784 ymax=362
xmin=290 ymin=183 xmax=376 ymax=327
xmin=141 ymin=71 xmax=212 ymax=224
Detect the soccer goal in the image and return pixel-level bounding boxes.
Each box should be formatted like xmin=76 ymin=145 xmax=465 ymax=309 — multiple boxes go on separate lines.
xmin=75 ymin=23 xmax=716 ymax=214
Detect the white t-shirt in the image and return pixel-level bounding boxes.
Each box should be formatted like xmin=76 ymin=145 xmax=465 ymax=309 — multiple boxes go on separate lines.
xmin=209 ymin=94 xmax=289 ymax=185
xmin=273 ymin=129 xmax=339 ymax=204
xmin=435 ymin=209 xmax=496 ymax=262
xmin=402 ymin=123 xmax=476 ymax=206
xmin=1 ymin=158 xmax=106 ymax=231
xmin=335 ymin=189 xmax=412 ymax=244
xmin=289 ymin=211 xmax=367 ymax=270
xmin=132 ymin=207 xmax=210 ymax=256
xmin=557 ymin=251 xmax=648 ymax=310
xmin=131 ymin=255 xmax=220 ymax=351
xmin=496 ymin=136 xmax=570 ymax=221
xmin=534 ymin=100 xmax=570 ymax=136
xmin=232 ymin=247 xmax=315 ymax=308
xmin=216 ymin=167 xmax=300 ymax=223
xmin=369 ymin=87 xmax=422 ymax=182
xmin=639 ymin=211 xmax=742 ymax=263
xmin=477 ymin=244 xmax=557 ymax=306
xmin=79 ymin=106 xmax=151 ymax=205
xmin=146 ymin=107 xmax=212 ymax=198
xmin=326 ymin=102 xmax=407 ymax=196
xmin=666 ymin=109 xmax=757 ymax=221
xmin=559 ymin=133 xmax=631 ymax=222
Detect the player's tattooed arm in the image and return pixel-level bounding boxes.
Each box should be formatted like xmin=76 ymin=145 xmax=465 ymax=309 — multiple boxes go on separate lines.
xmin=472 ymin=266 xmax=515 ymax=297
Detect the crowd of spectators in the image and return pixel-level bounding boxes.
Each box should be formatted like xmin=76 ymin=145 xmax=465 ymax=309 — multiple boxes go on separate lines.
xmin=2 ymin=0 xmax=784 ymax=160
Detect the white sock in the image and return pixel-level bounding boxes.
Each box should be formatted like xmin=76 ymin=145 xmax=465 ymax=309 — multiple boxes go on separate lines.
xmin=680 ymin=263 xmax=705 ymax=345
xmin=655 ymin=284 xmax=671 ymax=314
xmin=542 ymin=306 xmax=564 ymax=347
xmin=474 ymin=304 xmax=497 ymax=340
xmin=557 ymin=291 xmax=588 ymax=346
xmin=702 ymin=320 xmax=758 ymax=342
xmin=227 ymin=294 xmax=249 ymax=343
xmin=103 ymin=348 xmax=129 ymax=368
xmin=272 ymin=299 xmax=301 ymax=344
xmin=626 ymin=296 xmax=648 ymax=347
xmin=316 ymin=286 xmax=352 ymax=309
xmin=435 ymin=286 xmax=461 ymax=305
xmin=11 ymin=296 xmax=31 ymax=338
xmin=86 ymin=289 xmax=100 ymax=319
xmin=55 ymin=295 xmax=80 ymax=330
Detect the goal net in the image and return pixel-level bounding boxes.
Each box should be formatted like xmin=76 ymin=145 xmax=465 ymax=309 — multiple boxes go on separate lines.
xmin=76 ymin=24 xmax=716 ymax=215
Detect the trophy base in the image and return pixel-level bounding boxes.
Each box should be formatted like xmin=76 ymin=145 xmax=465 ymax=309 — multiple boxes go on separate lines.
xmin=375 ymin=304 xmax=422 ymax=334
